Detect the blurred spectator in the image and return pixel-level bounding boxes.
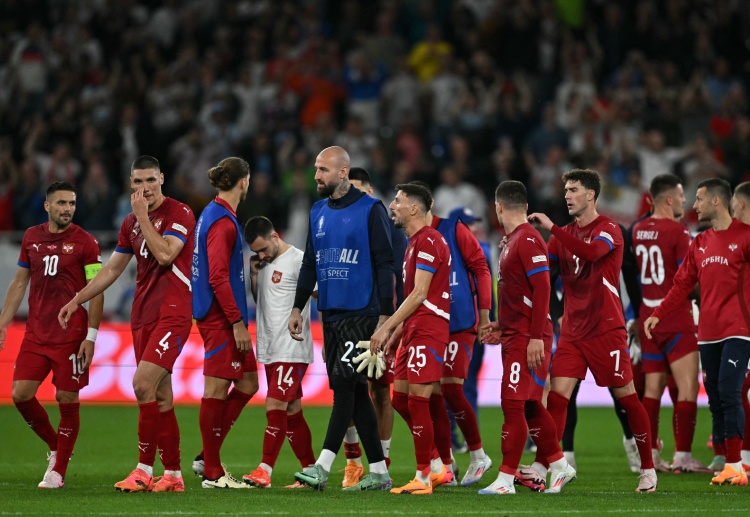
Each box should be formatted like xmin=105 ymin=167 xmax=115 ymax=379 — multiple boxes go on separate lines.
xmin=433 ymin=164 xmax=487 ymax=222
xmin=343 ymin=50 xmax=386 ymax=131
xmin=407 ymin=23 xmax=453 ymax=83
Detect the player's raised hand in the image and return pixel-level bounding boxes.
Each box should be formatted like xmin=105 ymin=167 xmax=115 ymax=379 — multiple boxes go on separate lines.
xmin=288 ymin=308 xmax=304 ymax=341
xmin=78 ymin=339 xmax=95 ymax=370
xmin=480 ymin=321 xmax=502 ymax=345
xmin=131 ymin=187 xmax=148 ymax=220
xmin=528 ymin=212 xmax=553 ymax=231
xmin=249 ymin=255 xmax=266 ymax=275
xmin=643 ymin=316 xmax=660 ymax=340
xmin=527 ymin=338 xmax=545 ymax=370
xmin=58 ymin=301 xmax=79 ymax=329
xmin=233 ymin=321 xmax=252 ymax=353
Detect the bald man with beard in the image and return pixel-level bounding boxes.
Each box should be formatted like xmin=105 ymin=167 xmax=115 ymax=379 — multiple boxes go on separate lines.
xmin=289 ymin=147 xmax=396 ymax=491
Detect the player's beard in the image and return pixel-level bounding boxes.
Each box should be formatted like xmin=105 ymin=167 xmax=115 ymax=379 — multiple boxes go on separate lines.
xmin=317 ymin=181 xmax=337 ymax=198
xmin=52 ymin=214 xmax=72 ymax=229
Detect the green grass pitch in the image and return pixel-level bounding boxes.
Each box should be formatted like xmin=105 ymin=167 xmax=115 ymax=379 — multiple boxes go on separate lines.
xmin=0 ymin=404 xmax=747 ymax=515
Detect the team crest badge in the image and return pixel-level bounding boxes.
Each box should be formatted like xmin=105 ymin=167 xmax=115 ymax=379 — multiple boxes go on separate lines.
xmin=729 ymin=243 xmax=738 ymax=252
xmin=272 ymin=270 xmax=283 ymax=284
xmin=231 ymin=361 xmax=241 ymax=371
xmin=62 ymin=242 xmax=75 ymax=254
xmin=153 ymin=218 xmax=164 ymax=231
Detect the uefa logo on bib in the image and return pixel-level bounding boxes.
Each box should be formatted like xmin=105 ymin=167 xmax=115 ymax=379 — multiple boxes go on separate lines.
xmin=316 ymin=215 xmax=325 ymax=237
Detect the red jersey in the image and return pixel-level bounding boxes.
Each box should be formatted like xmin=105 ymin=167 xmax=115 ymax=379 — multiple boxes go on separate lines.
xmin=549 ymin=215 xmax=625 ymax=340
xmin=498 ymin=223 xmax=553 ymax=340
xmin=19 ymin=223 xmax=101 ymax=345
xmin=631 ymin=217 xmax=695 ymax=333
xmin=196 ymin=198 xmax=243 ymax=330
xmin=653 ymin=219 xmax=750 ymax=343
xmin=115 ymin=197 xmax=195 ymax=329
xmin=402 ymin=225 xmax=450 ymax=341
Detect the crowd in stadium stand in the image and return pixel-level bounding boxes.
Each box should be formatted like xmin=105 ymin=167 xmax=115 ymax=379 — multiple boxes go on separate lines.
xmin=1 ymin=0 xmax=748 ymax=247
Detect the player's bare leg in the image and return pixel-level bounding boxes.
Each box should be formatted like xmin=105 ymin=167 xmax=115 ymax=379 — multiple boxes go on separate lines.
xmin=441 ymin=376 xmax=490 ymax=485
xmin=115 ymin=361 xmax=170 ymax=492
xmin=193 ymin=371 xmax=257 ymax=476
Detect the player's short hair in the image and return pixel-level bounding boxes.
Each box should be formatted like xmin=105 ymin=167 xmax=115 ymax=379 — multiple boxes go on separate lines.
xmin=562 ymin=169 xmax=601 ymax=200
xmin=396 ymin=183 xmax=431 ymax=214
xmin=495 ymin=181 xmax=527 ymax=208
xmin=349 ymin=167 xmax=372 ymax=187
xmin=697 ymin=178 xmax=732 ymax=208
xmin=734 ymin=181 xmax=750 ymax=202
xmin=46 ymin=181 xmax=75 ymax=198
xmin=131 ymin=155 xmax=160 ymax=174
xmin=649 ymin=174 xmax=682 ymax=200
xmin=244 ymin=216 xmax=275 ymax=244
xmin=208 ymin=157 xmax=250 ymax=191
xmin=408 ymin=180 xmax=434 ymax=208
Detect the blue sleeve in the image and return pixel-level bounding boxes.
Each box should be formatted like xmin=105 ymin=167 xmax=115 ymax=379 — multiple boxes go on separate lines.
xmin=293 ymin=215 xmax=318 ymax=310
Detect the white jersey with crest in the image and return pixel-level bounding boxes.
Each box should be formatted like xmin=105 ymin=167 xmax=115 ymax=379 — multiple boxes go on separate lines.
xmin=255 ymin=246 xmax=314 ymax=364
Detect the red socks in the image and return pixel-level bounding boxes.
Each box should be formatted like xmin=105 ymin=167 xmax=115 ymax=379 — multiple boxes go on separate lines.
xmin=286 ymin=410 xmax=315 ymax=467
xmin=546 ymin=391 xmax=570 ymax=442
xmin=54 ymin=403 xmax=79 ymax=477
xmin=500 ymin=399 xmax=526 ymax=475
xmin=408 ymin=395 xmax=433 ymax=474
xmin=158 ymin=408 xmax=181 ymax=471
xmin=15 ymin=397 xmax=58 ymax=450
xmin=674 ymin=400 xmax=697 ymax=453
xmin=199 ymin=397 xmax=226 ymax=480
xmin=261 ymin=409 xmax=287 ymax=468
xmin=429 ymin=393 xmax=453 ymax=464
xmin=525 ymin=400 xmax=564 ymax=464
xmin=726 ymin=436 xmax=743 ymax=464
xmin=442 ymin=383 xmax=482 ymax=450
xmin=137 ymin=401 xmax=160 ymax=467
xmin=618 ymin=393 xmax=654 ymax=470
xmin=641 ymin=397 xmax=661 ymax=449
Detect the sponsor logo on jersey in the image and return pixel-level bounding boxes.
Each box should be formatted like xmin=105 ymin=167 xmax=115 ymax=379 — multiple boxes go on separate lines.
xmin=62 ymin=242 xmax=75 ymax=254
xmin=417 ymin=251 xmax=435 ymax=262
xmin=272 ymin=270 xmax=283 ymax=284
xmin=532 ymin=255 xmax=547 ymax=263
xmin=47 ymin=244 xmax=57 ymax=251
xmin=171 ymin=223 xmax=188 ymax=235
xmin=32 ymin=244 xmax=40 ymax=251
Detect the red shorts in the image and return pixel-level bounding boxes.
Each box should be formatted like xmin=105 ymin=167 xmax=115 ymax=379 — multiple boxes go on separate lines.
xmin=394 ymin=343 xmax=408 ymax=381
xmin=265 ymin=363 xmax=307 ymax=402
xmin=399 ymin=334 xmax=446 ymax=384
xmin=639 ymin=329 xmax=698 ymax=374
xmin=443 ymin=331 xmax=476 ymax=379
xmin=14 ymin=338 xmax=88 ymax=392
xmin=501 ymin=335 xmax=552 ymax=401
xmin=551 ymin=328 xmax=632 ymax=387
xmin=200 ymin=327 xmax=257 ymax=380
xmin=369 ymin=357 xmax=395 ymax=385
xmin=133 ymin=318 xmax=191 ymax=373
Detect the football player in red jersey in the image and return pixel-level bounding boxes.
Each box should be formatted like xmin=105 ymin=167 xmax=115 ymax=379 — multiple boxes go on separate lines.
xmin=731 ymin=182 xmax=750 ymax=472
xmin=646 ymin=178 xmax=750 ymax=486
xmin=529 ymin=169 xmax=657 ymax=493
xmin=370 ymin=183 xmax=451 ymax=494
xmin=0 ymin=181 xmax=103 ymax=489
xmin=631 ymin=175 xmax=705 ymax=473
xmin=59 ymin=156 xmax=195 ymax=493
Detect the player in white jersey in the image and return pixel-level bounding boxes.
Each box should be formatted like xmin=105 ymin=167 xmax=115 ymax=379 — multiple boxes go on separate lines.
xmin=241 ymin=216 xmax=317 ymax=488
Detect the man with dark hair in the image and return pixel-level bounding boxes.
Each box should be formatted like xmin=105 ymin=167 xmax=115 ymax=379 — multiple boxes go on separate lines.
xmin=731 ymin=182 xmax=750 ymax=224
xmin=290 ymin=146 xmax=393 ymax=491
xmin=59 ymin=156 xmax=195 ymax=493
xmin=409 ymin=181 xmax=493 ymax=487
xmin=369 ymin=184 xmax=452 ymax=494
xmin=340 ymin=166 xmax=407 ymax=486
xmin=478 ymin=181 xmax=575 ymax=495
xmin=529 ymin=169 xmax=657 ymax=493
xmin=645 ymin=177 xmax=750 ymax=486
xmin=631 ymin=174 xmax=706 ymax=473
xmin=241 ymin=216 xmax=317 ymax=489
xmin=0 ymin=182 xmax=103 ymax=489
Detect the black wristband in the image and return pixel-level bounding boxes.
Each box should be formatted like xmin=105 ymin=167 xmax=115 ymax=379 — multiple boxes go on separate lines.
xmin=379 ymin=298 xmax=394 ymax=316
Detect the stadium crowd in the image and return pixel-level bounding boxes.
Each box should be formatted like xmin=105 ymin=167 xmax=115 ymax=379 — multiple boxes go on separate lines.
xmin=2 ymin=0 xmax=749 ymax=247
